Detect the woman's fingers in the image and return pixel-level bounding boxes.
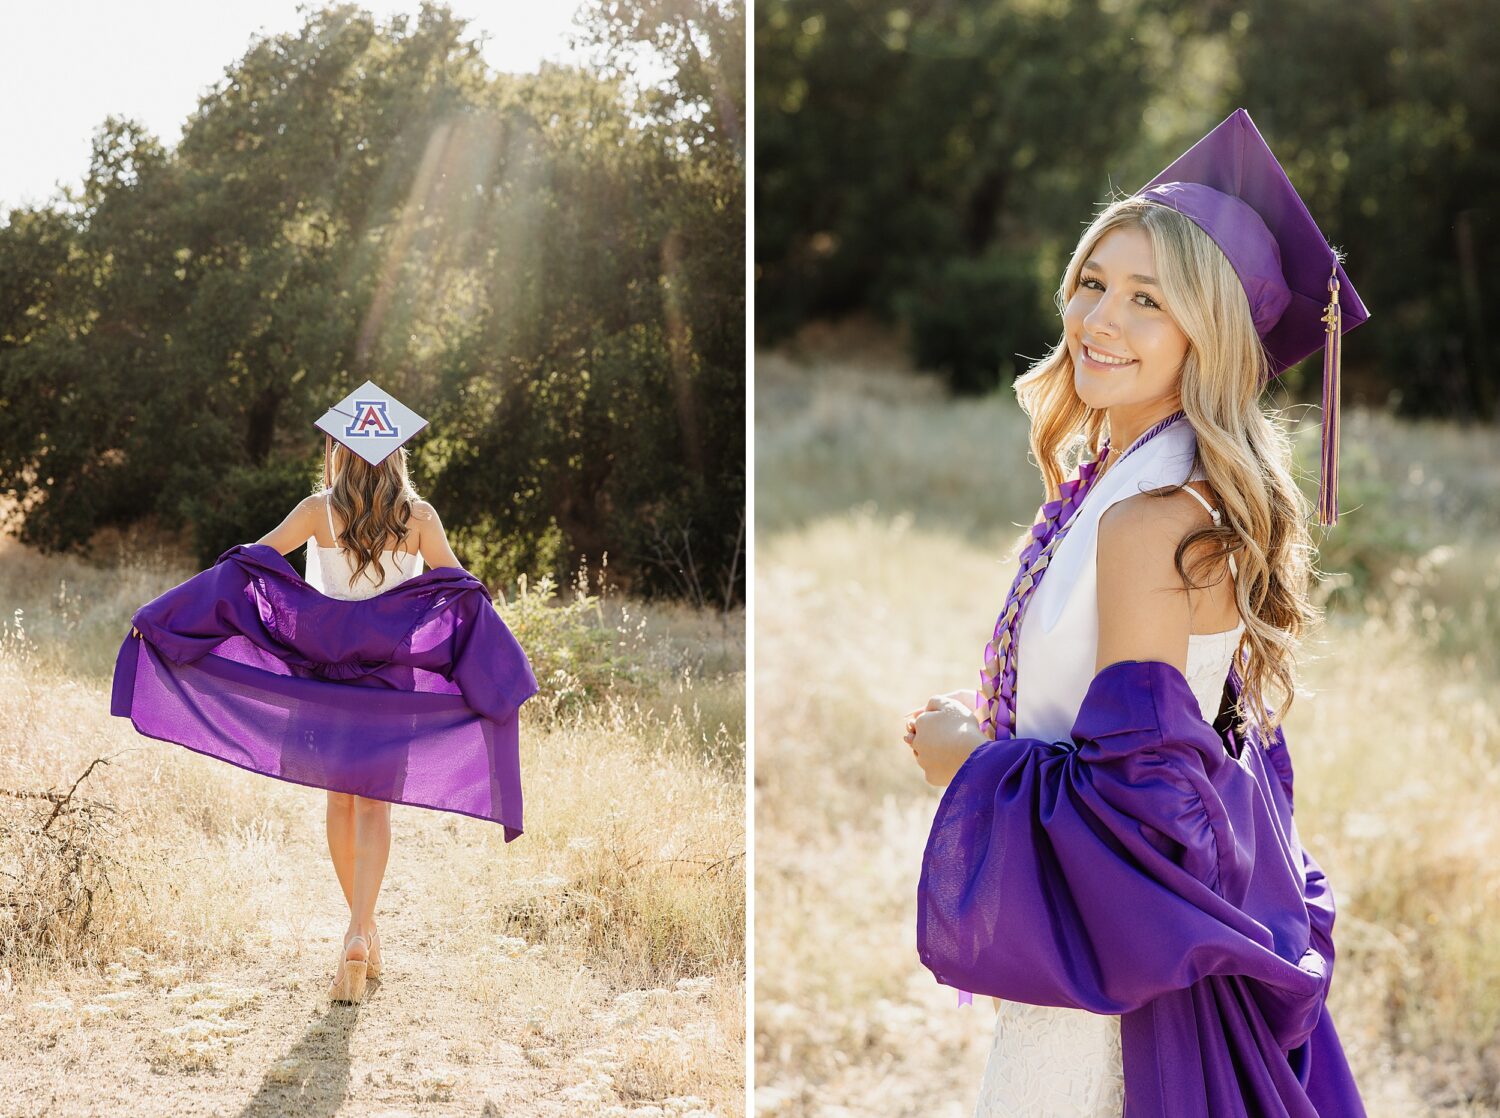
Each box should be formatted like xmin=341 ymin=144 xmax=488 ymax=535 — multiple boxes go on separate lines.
xmin=904 ymin=704 xmax=923 ymax=729
xmin=907 ymin=710 xmax=931 ymax=748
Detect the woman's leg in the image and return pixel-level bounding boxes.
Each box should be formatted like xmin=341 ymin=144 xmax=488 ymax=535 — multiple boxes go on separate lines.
xmin=326 ymin=791 xmax=357 ymax=910
xmin=344 ymin=795 xmax=392 ymax=955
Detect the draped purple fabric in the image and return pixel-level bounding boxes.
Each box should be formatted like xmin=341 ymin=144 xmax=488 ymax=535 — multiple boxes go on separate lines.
xmin=917 ymin=659 xmax=1365 ymax=1117
xmin=110 ymin=543 xmax=538 ymax=840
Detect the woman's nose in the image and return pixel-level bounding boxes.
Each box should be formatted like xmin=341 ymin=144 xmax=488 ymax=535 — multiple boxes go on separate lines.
xmin=1084 ymin=296 xmax=1122 ymax=337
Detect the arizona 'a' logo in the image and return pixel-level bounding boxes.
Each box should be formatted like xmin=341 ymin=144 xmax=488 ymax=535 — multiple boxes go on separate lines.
xmin=343 ymin=400 xmax=400 ymax=440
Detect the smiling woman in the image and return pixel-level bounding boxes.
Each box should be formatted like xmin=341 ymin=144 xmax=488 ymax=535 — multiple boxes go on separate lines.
xmin=904 ymin=108 xmax=1371 ymax=1117
xmin=1066 ymin=226 xmax=1190 ymax=427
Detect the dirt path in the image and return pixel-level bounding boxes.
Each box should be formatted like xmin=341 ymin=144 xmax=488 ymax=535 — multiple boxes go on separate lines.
xmin=0 ymin=802 xmax=730 ymax=1118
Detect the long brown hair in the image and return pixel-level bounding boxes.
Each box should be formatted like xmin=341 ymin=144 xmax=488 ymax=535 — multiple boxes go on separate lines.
xmin=1013 ymin=195 xmax=1321 ymax=741
xmin=320 ymin=439 xmax=424 ymax=590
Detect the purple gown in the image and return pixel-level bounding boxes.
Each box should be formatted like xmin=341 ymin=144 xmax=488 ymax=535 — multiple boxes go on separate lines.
xmin=111 ymin=543 xmax=538 ymax=840
xmin=917 ymin=659 xmax=1365 ymax=1117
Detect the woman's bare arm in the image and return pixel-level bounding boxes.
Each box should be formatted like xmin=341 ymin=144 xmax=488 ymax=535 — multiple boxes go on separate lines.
xmin=1095 ymin=491 xmax=1213 ymax=676
xmin=256 ymin=495 xmax=321 ymax=556
xmin=412 ymin=500 xmax=463 ymax=571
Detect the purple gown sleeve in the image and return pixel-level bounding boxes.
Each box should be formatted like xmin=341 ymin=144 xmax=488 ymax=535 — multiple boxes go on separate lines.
xmin=129 ymin=558 xmax=264 ymax=665
xmin=917 ymin=659 xmax=1367 ymax=1117
xmin=111 ymin=544 xmax=539 ymax=840
xmin=447 ymin=592 xmax=540 ymax=722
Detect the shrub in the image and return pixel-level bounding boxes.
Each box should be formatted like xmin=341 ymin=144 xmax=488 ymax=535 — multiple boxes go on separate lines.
xmin=896 ymin=251 xmax=1057 ymax=395
xmin=178 ymin=460 xmax=313 ymax=569
xmin=496 ymin=569 xmax=650 ymax=717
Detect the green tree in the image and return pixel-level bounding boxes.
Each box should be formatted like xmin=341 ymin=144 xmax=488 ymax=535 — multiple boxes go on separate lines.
xmin=757 ymin=0 xmax=1163 ymax=389
xmin=755 ymin=0 xmax=1500 ymax=413
xmin=0 ymin=0 xmax=745 ymax=604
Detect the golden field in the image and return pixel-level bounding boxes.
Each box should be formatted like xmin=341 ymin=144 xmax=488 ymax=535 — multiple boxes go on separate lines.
xmin=753 ymin=331 xmax=1500 ymax=1118
xmin=0 ymin=524 xmax=745 ymax=1117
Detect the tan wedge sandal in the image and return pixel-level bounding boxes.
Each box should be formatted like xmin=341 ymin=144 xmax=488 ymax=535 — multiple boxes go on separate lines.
xmin=366 ymin=927 xmax=382 ymax=979
xmin=328 ymin=934 xmax=369 ymax=1003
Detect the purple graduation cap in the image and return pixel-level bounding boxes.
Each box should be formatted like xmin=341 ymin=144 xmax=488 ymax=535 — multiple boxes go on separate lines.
xmin=314 ymin=379 xmax=428 ymax=468
xmin=1135 ymin=108 xmax=1370 ymax=525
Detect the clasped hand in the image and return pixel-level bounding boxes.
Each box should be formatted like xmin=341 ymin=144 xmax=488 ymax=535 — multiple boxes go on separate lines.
xmin=902 ymin=689 xmax=987 ymax=787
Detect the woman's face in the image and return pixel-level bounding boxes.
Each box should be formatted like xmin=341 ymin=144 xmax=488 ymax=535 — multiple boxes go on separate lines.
xmin=1063 ymin=224 xmax=1190 ymax=412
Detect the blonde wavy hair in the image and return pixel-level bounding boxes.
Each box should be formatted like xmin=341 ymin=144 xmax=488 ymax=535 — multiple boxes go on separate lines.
xmin=320 ymin=440 xmax=424 ymax=590
xmin=1013 ymin=195 xmax=1321 ymax=740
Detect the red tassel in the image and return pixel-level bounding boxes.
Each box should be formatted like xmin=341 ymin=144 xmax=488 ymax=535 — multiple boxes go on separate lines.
xmin=1318 ymin=269 xmax=1342 ymax=526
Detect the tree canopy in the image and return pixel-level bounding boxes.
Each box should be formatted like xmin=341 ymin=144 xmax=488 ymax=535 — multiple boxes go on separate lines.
xmin=0 ymin=0 xmax=745 ymax=606
xmin=756 ymin=0 xmax=1499 ymax=414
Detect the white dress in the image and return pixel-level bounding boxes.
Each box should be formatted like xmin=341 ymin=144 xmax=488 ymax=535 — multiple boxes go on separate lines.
xmin=305 ymin=496 xmax=425 ymax=602
xmin=974 ymin=421 xmax=1244 ymax=1118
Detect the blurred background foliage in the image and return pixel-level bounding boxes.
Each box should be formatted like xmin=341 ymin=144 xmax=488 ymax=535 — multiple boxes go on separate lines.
xmin=0 ymin=0 xmax=745 ymax=606
xmin=755 ymin=0 xmax=1500 ymax=411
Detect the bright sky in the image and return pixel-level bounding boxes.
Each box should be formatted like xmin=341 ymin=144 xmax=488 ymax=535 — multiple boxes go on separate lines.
xmin=0 ymin=0 xmax=587 ymax=213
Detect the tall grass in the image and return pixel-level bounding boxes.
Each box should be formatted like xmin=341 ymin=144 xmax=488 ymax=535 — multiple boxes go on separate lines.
xmin=754 ymin=338 xmax=1500 ymax=1117
xmin=0 ymin=520 xmax=744 ymax=1113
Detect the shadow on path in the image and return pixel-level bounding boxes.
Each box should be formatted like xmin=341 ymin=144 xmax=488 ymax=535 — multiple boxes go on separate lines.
xmin=233 ymin=980 xmax=381 ymax=1118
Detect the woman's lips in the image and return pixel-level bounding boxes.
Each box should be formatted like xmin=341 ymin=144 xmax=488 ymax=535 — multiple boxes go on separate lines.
xmin=1079 ymin=343 xmax=1138 ymax=370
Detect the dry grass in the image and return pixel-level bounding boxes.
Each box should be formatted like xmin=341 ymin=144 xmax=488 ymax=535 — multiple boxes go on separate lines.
xmin=0 ymin=524 xmax=744 ymax=1116
xmin=754 ymin=341 xmax=1500 ymax=1117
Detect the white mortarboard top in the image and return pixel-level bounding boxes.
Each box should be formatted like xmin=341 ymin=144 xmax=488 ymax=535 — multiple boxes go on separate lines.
xmin=313 ymin=379 xmax=428 ymax=467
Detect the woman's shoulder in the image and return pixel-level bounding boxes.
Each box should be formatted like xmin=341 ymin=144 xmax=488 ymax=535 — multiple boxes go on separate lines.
xmin=298 ymin=492 xmax=329 ymax=522
xmin=1096 ymin=485 xmax=1233 ymax=586
xmin=1099 ymin=484 xmax=1218 ymax=549
xmin=1095 ymin=489 xmax=1227 ymax=670
xmin=409 ymin=498 xmax=439 ymax=523
xmin=1098 ymin=482 xmax=1240 ymax=625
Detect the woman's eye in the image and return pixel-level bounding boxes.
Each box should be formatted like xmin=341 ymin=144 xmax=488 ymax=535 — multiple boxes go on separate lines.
xmin=1080 ymin=276 xmax=1159 ymax=309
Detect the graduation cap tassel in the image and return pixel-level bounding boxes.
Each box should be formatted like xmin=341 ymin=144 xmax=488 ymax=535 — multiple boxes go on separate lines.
xmin=1318 ymin=269 xmax=1342 ymax=526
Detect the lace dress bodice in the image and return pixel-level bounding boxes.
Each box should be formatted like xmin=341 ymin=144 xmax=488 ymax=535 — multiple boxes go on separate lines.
xmin=304 ymin=496 xmax=424 ymax=602
xmin=976 ymin=428 xmax=1243 ymax=1118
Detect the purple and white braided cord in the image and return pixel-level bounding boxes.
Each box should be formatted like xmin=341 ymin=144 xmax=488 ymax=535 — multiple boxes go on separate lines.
xmin=976 ymin=411 xmax=1187 ymax=739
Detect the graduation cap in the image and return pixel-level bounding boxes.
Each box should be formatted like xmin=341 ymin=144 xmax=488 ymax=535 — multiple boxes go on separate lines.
xmin=1135 ymin=108 xmax=1369 ymax=526
xmin=313 ymin=379 xmax=428 ymax=469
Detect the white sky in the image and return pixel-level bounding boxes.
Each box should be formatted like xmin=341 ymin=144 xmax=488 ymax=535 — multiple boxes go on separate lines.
xmin=0 ymin=0 xmax=588 ymax=213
